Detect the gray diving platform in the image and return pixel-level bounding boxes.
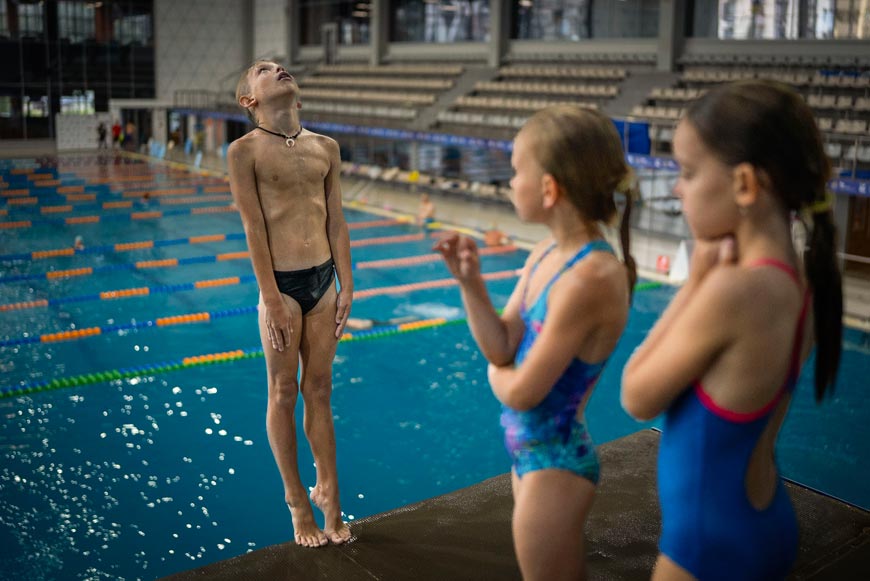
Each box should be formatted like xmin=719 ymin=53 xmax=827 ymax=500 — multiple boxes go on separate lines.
xmin=161 ymin=430 xmax=869 ymax=580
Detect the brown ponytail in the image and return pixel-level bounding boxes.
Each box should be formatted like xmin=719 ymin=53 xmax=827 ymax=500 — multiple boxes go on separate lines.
xmin=617 ymin=173 xmax=639 ymax=302
xmin=804 ymin=202 xmax=843 ymax=400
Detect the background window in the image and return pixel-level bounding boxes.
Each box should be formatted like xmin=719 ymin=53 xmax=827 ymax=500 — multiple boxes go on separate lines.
xmin=391 ymin=0 xmax=490 ymax=43
xmin=113 ymin=2 xmax=153 ymax=45
xmin=19 ymin=1 xmax=45 ymax=38
xmin=807 ymin=0 xmax=870 ymax=39
xmin=58 ymin=1 xmax=96 ymax=43
xmin=512 ymin=0 xmax=659 ymax=39
xmin=61 ymin=90 xmax=96 ymax=115
xmin=690 ymin=0 xmax=870 ymax=39
xmin=300 ymin=0 xmax=370 ymax=46
xmin=0 ymin=2 xmax=9 ymax=38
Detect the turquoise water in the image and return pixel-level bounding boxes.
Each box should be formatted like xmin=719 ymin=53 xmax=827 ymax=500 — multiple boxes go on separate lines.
xmin=1 ymin=157 xmax=867 ymax=580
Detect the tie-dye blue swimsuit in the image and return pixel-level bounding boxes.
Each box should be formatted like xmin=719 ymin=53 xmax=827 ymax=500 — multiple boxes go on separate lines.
xmin=500 ymin=239 xmax=613 ymax=482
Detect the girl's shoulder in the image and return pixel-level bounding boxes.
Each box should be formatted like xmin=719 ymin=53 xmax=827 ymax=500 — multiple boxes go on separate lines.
xmin=522 ymin=238 xmax=555 ymax=268
xmin=553 ymin=250 xmax=629 ymax=311
xmin=695 ymin=264 xmax=799 ymax=326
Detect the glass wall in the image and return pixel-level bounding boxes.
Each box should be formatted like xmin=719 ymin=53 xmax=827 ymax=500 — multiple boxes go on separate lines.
xmin=808 ymin=0 xmax=870 ymax=39
xmin=512 ymin=0 xmax=659 ymax=40
xmin=391 ymin=0 xmax=490 ymax=42
xmin=300 ymin=0 xmax=370 ymax=46
xmin=0 ymin=0 xmax=155 ymax=139
xmin=690 ymin=0 xmax=870 ymax=39
xmin=58 ymin=1 xmax=96 ymax=43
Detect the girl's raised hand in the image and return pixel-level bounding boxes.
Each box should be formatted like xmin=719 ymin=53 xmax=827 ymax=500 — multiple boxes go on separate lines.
xmin=434 ymin=233 xmax=481 ymax=283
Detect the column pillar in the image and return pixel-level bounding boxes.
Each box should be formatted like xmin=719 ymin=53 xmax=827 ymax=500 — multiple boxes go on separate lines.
xmin=657 ymin=0 xmax=685 ymax=72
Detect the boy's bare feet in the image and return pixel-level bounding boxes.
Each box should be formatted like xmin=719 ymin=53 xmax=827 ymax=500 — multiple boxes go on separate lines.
xmin=310 ymin=485 xmax=352 ymax=544
xmin=286 ymin=501 xmax=328 ymax=547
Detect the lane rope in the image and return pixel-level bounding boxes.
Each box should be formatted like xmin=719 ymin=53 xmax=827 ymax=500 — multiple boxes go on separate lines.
xmin=0 ymin=280 xmax=665 ymax=400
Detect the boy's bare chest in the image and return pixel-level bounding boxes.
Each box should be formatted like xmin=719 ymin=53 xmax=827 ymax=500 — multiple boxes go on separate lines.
xmin=255 ymin=145 xmax=329 ymax=191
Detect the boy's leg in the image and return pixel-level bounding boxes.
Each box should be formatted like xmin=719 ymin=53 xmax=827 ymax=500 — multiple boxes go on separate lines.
xmin=512 ymin=470 xmax=596 ymax=581
xmin=259 ymin=293 xmax=327 ymax=548
xmin=298 ymin=283 xmax=351 ymax=544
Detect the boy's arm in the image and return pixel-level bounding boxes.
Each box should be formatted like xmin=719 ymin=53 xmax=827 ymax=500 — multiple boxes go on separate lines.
xmin=324 ymin=138 xmax=353 ymax=337
xmin=227 ymin=139 xmax=292 ymax=350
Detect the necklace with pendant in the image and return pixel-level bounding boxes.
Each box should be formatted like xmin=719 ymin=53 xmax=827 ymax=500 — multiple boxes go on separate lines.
xmin=256 ymin=124 xmax=303 ymax=147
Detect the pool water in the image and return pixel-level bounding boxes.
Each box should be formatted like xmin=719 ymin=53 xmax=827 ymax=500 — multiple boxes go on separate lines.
xmin=1 ymin=156 xmax=867 ymax=580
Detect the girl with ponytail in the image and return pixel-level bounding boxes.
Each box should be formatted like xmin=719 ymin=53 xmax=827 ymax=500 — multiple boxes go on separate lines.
xmin=436 ymin=105 xmax=636 ymax=580
xmin=622 ymin=80 xmax=842 ymax=581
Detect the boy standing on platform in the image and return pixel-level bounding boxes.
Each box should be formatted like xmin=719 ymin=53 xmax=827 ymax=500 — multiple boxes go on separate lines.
xmin=229 ymin=60 xmax=353 ymax=547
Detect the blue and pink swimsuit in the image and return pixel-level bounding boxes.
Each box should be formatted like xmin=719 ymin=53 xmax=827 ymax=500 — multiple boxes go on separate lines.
xmin=658 ymin=259 xmax=809 ymax=580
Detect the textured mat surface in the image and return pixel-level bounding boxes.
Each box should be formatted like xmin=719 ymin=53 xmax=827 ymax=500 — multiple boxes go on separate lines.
xmin=162 ymin=429 xmax=869 ymax=580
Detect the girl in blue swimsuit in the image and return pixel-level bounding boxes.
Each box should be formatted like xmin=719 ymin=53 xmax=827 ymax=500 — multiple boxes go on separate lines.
xmin=622 ymin=80 xmax=843 ymax=581
xmin=436 ymin=106 xmax=637 ymax=580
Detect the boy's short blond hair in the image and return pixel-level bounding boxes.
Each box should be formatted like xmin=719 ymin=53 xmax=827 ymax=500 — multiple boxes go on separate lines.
xmin=235 ymin=60 xmax=275 ymax=124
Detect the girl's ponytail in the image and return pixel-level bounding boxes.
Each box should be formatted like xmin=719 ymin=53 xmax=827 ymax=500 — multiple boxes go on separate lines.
xmin=804 ymin=195 xmax=843 ymax=401
xmin=617 ymin=172 xmax=639 ymax=302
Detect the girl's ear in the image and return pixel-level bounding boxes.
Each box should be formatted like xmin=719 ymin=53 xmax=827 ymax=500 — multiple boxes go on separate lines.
xmin=732 ymin=162 xmax=761 ymax=212
xmin=541 ymin=173 xmax=560 ymax=209
xmin=296 ymin=100 xmax=302 ymax=110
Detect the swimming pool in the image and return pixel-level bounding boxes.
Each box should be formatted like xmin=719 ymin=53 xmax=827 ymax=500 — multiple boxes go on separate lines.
xmin=1 ymin=155 xmax=867 ymax=580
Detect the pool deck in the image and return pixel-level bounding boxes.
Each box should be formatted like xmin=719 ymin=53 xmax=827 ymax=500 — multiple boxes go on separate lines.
xmin=161 ymin=429 xmax=869 ymax=581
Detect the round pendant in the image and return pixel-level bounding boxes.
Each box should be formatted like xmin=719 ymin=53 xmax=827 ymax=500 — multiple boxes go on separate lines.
xmin=285 ymin=138 xmax=295 ymax=148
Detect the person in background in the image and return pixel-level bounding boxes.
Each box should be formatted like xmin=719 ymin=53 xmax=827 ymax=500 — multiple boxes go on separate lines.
xmin=484 ymin=226 xmax=510 ymax=247
xmin=344 ymin=315 xmax=417 ymax=331
xmin=621 ymin=80 xmax=843 ymax=581
xmin=111 ymin=119 xmax=122 ymax=148
xmin=97 ymin=122 xmax=108 ymax=149
xmin=417 ymin=192 xmax=436 ymax=227
xmin=123 ymin=121 xmax=138 ymax=152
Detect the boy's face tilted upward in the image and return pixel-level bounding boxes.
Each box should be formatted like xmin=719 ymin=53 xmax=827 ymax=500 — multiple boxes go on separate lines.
xmin=240 ymin=61 xmax=299 ymax=116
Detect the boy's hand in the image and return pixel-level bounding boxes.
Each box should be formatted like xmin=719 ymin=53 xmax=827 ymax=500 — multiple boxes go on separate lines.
xmin=263 ymin=301 xmax=293 ymax=352
xmin=433 ymin=233 xmax=481 ymax=283
xmin=335 ymin=289 xmax=352 ymax=338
